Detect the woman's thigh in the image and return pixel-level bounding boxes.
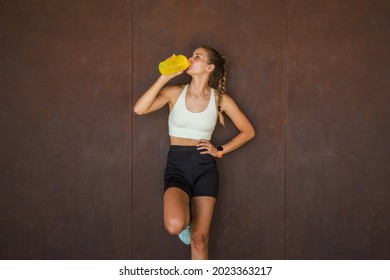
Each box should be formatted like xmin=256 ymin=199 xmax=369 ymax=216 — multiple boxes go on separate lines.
xmin=163 ymin=187 xmax=190 ymax=232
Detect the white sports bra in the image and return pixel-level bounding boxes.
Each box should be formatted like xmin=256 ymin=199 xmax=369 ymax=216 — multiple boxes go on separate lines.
xmin=168 ymin=85 xmax=217 ymax=140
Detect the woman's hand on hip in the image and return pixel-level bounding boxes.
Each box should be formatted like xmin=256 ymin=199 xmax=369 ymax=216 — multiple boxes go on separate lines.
xmin=196 ymin=140 xmax=218 ymax=157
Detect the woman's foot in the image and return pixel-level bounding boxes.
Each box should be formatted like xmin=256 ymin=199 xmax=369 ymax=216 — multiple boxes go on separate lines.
xmin=178 ymin=224 xmax=191 ymax=245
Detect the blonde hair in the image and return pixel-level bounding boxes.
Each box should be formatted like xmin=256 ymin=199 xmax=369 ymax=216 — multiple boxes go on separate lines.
xmin=202 ymin=46 xmax=228 ymax=126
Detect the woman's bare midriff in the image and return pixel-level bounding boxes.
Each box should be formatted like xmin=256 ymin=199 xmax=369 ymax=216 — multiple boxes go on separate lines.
xmin=170 ymin=136 xmax=202 ymax=146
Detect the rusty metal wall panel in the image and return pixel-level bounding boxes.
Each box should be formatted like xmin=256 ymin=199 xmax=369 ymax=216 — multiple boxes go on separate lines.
xmin=286 ymin=0 xmax=390 ymax=259
xmin=132 ymin=0 xmax=287 ymax=259
xmin=0 ymin=0 xmax=132 ymax=259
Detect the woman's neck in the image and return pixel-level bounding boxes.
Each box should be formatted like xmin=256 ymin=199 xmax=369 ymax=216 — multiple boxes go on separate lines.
xmin=188 ymin=78 xmax=210 ymax=97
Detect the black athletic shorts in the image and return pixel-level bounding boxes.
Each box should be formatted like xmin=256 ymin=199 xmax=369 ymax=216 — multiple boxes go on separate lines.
xmin=164 ymin=145 xmax=219 ymax=198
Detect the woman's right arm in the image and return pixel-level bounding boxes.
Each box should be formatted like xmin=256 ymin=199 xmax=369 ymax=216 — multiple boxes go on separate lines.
xmin=133 ymin=56 xmax=185 ymax=115
xmin=133 ymin=75 xmax=172 ymax=115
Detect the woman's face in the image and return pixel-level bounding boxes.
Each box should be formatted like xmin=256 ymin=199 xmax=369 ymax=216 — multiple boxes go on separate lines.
xmin=187 ymin=48 xmax=213 ymax=75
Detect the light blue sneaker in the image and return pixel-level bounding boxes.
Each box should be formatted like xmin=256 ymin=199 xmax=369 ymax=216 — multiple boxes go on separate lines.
xmin=178 ymin=224 xmax=191 ymax=245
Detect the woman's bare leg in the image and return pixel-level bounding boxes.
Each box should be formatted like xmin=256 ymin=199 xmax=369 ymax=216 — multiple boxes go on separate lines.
xmin=190 ymin=196 xmax=216 ymax=260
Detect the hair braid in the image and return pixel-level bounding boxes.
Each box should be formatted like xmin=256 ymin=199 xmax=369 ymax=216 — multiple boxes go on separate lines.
xmin=202 ymin=46 xmax=228 ymax=126
xmin=216 ymin=59 xmax=227 ymax=126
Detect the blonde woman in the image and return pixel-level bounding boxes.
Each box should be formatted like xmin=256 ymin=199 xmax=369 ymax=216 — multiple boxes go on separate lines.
xmin=134 ymin=46 xmax=255 ymax=259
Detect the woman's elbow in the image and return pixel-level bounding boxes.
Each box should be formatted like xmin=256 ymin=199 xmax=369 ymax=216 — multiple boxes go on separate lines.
xmin=133 ymin=105 xmax=145 ymax=115
xmin=249 ymin=128 xmax=256 ymax=140
xmin=242 ymin=128 xmax=255 ymax=142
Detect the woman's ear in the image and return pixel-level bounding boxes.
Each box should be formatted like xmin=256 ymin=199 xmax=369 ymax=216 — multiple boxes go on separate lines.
xmin=206 ymin=64 xmax=215 ymax=73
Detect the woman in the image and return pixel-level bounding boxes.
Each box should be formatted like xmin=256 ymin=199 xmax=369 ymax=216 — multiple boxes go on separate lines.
xmin=133 ymin=46 xmax=255 ymax=260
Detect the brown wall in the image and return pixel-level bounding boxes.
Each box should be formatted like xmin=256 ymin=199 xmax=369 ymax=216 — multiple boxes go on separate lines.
xmin=286 ymin=0 xmax=390 ymax=259
xmin=0 ymin=0 xmax=389 ymax=259
xmin=0 ymin=0 xmax=133 ymax=259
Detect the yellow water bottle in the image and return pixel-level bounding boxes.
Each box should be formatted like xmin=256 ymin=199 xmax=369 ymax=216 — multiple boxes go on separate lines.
xmin=159 ymin=55 xmax=190 ymax=75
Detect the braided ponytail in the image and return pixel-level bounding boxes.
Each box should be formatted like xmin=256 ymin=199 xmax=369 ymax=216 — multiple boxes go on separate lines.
xmin=216 ymin=58 xmax=227 ymax=126
xmin=202 ymin=46 xmax=228 ymax=126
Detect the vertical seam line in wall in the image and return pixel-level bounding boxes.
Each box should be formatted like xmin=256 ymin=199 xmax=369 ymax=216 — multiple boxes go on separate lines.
xmin=130 ymin=0 xmax=134 ymax=259
xmin=284 ymin=0 xmax=290 ymax=260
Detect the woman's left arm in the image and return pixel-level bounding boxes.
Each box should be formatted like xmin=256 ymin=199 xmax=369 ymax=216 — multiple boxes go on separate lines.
xmin=197 ymin=94 xmax=255 ymax=157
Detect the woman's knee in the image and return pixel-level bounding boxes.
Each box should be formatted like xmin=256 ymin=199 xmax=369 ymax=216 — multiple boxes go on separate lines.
xmin=191 ymin=233 xmax=209 ymax=250
xmin=164 ymin=217 xmax=186 ymax=235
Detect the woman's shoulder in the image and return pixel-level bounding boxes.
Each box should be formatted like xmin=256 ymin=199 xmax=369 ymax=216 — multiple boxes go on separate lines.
xmin=214 ymin=90 xmax=234 ymax=103
xmin=161 ymin=85 xmax=187 ymax=105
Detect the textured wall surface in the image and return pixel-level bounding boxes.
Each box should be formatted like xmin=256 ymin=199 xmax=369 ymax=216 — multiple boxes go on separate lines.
xmin=286 ymin=0 xmax=390 ymax=259
xmin=0 ymin=0 xmax=133 ymax=259
xmin=0 ymin=0 xmax=389 ymax=260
